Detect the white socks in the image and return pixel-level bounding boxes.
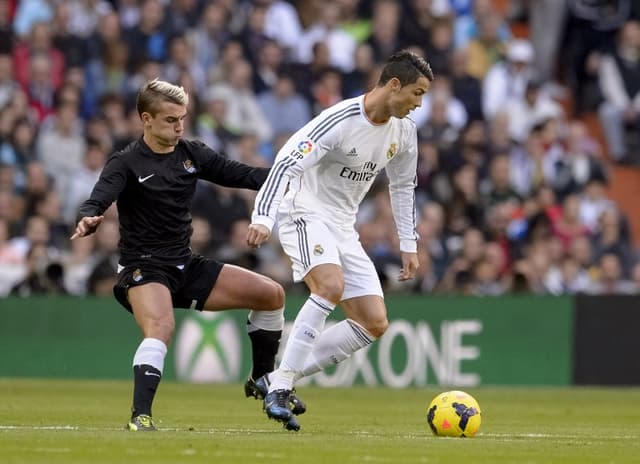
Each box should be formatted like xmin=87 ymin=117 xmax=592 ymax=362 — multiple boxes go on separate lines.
xmin=132 ymin=338 xmax=167 ymax=374
xmin=247 ymin=308 xmax=285 ymax=332
xmin=268 ymin=294 xmax=334 ymax=391
xmin=297 ymin=319 xmax=375 ymax=380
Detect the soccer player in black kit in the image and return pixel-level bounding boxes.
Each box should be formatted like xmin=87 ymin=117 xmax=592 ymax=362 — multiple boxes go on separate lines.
xmin=72 ymin=79 xmax=304 ymax=431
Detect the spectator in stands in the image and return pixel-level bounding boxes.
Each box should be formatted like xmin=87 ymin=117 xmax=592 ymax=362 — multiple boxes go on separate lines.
xmin=578 ymin=177 xmax=615 ymax=233
xmin=449 ymin=47 xmax=483 ymax=122
xmin=32 ymin=189 xmax=68 ymax=250
xmin=86 ymin=215 xmax=120 ymax=296
xmin=189 ymin=215 xmax=216 ymax=257
xmin=480 ymin=153 xmax=521 ymax=209
xmin=123 ymin=0 xmax=169 ymax=69
xmin=238 ymin=3 xmax=271 ymax=72
xmin=0 ymin=0 xmax=14 ymax=54
xmin=336 ymin=0 xmax=371 ymax=43
xmin=416 ymin=201 xmax=450 ymax=282
xmin=84 ymin=40 xmax=131 ymax=117
xmin=437 ymin=227 xmax=485 ymax=293
xmin=551 ymin=193 xmax=591 ymax=254
xmin=591 ymin=207 xmax=634 ymax=277
xmin=63 ymin=140 xmax=108 ymax=224
xmin=21 ymin=160 xmax=51 ymax=219
xmin=35 ymin=98 xmax=86 ymax=194
xmin=187 ymin=2 xmax=230 ymax=74
xmin=0 ymin=116 xmax=38 ymax=193
xmin=412 ymin=75 xmax=468 ymax=133
xmin=165 ymin=0 xmax=201 ymax=37
xmin=62 ymin=225 xmax=96 ymax=295
xmin=342 ymin=42 xmax=376 ymax=98
xmin=12 ymin=0 xmax=53 ymax=40
xmin=597 ymin=20 xmax=640 ymax=163
xmin=464 ymin=8 xmax=507 ymax=80
xmin=163 ymin=35 xmax=207 ymax=96
xmin=295 ymin=0 xmax=356 ymax=73
xmin=310 ymin=66 xmax=344 ymax=115
xmin=50 ymin=1 xmax=90 ymax=69
xmin=11 ymin=242 xmax=66 ymax=296
xmin=195 ymin=91 xmax=239 ymax=153
xmin=422 ymin=18 xmax=455 ymax=78
xmin=254 ymin=0 xmax=302 ymax=57
xmin=587 ymin=252 xmax=636 ymax=294
xmin=251 ymin=40 xmax=285 ymax=95
xmin=564 ymin=0 xmax=630 ymax=115
xmin=13 ymin=20 xmax=65 ymax=97
xmin=257 ymin=72 xmax=311 ymax=143
xmin=453 ymin=0 xmax=510 ymax=50
xmin=366 ymin=0 xmax=402 ymax=63
xmin=207 ymin=59 xmax=273 ymax=143
xmin=503 ymin=79 xmax=565 ymax=144
xmin=482 ymin=38 xmax=537 ymax=120
xmin=0 ymin=52 xmax=18 ymax=109
xmin=0 ymin=217 xmax=26 ymax=295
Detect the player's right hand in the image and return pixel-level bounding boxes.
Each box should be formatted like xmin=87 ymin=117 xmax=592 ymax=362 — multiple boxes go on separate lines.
xmin=71 ymin=216 xmax=104 ymax=239
xmin=246 ymin=223 xmax=271 ymax=248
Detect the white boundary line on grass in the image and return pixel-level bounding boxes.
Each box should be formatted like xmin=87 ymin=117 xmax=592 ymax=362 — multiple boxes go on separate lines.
xmin=1 ymin=426 xmax=638 ymax=441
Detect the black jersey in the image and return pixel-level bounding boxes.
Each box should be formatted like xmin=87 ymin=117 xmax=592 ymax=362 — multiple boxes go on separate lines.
xmin=78 ymin=138 xmax=269 ymax=265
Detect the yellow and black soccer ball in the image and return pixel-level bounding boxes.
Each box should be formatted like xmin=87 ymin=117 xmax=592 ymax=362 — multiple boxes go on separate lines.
xmin=426 ymin=390 xmax=482 ymax=437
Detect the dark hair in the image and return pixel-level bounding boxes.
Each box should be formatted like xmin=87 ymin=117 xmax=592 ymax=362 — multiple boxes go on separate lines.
xmin=378 ymin=50 xmax=434 ymax=87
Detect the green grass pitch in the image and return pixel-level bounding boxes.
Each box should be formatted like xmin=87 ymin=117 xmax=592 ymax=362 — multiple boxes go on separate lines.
xmin=1 ymin=378 xmax=639 ymax=463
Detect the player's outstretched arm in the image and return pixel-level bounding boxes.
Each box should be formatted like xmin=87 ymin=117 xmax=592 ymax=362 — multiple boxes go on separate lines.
xmin=71 ymin=216 xmax=104 ymax=240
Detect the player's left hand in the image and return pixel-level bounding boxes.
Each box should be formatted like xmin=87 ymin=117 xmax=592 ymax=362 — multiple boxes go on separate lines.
xmin=246 ymin=223 xmax=271 ymax=248
xmin=399 ymin=252 xmax=419 ymax=281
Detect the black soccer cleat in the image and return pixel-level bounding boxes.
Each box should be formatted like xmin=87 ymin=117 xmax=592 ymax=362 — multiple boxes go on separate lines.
xmin=244 ymin=375 xmax=307 ymax=415
xmin=126 ymin=414 xmax=157 ymax=431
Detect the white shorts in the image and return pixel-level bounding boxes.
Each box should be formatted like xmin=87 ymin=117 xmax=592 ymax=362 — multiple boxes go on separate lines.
xmin=276 ymin=214 xmax=383 ymax=300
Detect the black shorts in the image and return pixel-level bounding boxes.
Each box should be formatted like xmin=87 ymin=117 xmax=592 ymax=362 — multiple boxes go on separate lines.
xmin=113 ymin=255 xmax=224 ymax=313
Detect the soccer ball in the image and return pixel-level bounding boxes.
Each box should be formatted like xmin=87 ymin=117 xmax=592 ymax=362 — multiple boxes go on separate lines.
xmin=426 ymin=390 xmax=482 ymax=437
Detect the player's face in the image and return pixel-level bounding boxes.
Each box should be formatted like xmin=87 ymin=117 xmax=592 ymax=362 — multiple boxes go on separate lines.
xmin=389 ymin=76 xmax=430 ymax=118
xmin=142 ymin=101 xmax=187 ymax=150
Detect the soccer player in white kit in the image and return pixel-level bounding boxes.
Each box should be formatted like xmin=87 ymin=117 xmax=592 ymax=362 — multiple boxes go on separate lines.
xmin=246 ymin=50 xmax=433 ymax=430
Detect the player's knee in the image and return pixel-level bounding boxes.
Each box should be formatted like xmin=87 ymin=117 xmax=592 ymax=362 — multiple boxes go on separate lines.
xmin=366 ymin=317 xmax=389 ymax=339
xmin=146 ymin=319 xmax=175 ymax=344
xmin=312 ymin=280 xmax=344 ymax=304
xmin=257 ymin=279 xmax=285 ymax=310
xmin=271 ymin=281 xmax=285 ymax=309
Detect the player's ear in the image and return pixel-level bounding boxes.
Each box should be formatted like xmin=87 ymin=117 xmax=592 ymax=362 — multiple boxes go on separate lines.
xmin=388 ymin=77 xmax=402 ymax=93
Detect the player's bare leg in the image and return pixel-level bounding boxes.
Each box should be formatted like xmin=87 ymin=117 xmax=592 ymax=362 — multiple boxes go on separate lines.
xmin=126 ymin=283 xmax=175 ymax=431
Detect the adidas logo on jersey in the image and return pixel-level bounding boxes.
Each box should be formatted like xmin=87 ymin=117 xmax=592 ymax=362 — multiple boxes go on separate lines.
xmin=347 ymin=147 xmax=358 ymax=157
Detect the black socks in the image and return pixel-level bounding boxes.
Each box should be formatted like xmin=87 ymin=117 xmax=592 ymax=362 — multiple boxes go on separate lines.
xmin=131 ymin=364 xmax=161 ymax=417
xmin=247 ymin=327 xmax=282 ymax=380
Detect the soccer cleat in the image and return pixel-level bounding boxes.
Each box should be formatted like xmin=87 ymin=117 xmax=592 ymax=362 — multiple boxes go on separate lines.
xmin=126 ymin=414 xmax=157 ymax=432
xmin=264 ymin=389 xmax=294 ymax=424
xmin=244 ymin=376 xmax=307 ymax=415
xmin=284 ymin=415 xmax=301 ymax=432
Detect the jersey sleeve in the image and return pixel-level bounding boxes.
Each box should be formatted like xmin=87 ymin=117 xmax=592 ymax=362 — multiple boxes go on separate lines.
xmin=385 ymin=123 xmax=419 ymax=253
xmin=193 ymin=141 xmax=269 ymax=189
xmin=251 ymin=120 xmax=341 ymax=231
xmin=76 ymin=153 xmax=128 ymax=221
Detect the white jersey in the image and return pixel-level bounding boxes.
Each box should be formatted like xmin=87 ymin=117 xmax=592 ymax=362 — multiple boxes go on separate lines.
xmin=252 ymin=95 xmax=419 ymax=253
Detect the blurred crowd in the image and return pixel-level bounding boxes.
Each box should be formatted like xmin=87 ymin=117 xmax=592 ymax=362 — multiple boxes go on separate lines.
xmin=1 ymin=0 xmax=640 ymax=298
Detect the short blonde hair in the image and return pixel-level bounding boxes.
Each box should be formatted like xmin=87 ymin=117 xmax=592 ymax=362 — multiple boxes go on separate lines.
xmin=136 ymin=78 xmax=189 ymax=116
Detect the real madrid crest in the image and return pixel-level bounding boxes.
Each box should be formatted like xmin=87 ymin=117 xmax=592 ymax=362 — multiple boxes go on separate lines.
xmin=386 ymin=143 xmax=398 ymax=160
xmin=313 ymin=244 xmax=324 ymax=256
xmin=132 ymin=268 xmax=143 ymax=282
xmin=183 ymin=159 xmax=196 ymax=173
